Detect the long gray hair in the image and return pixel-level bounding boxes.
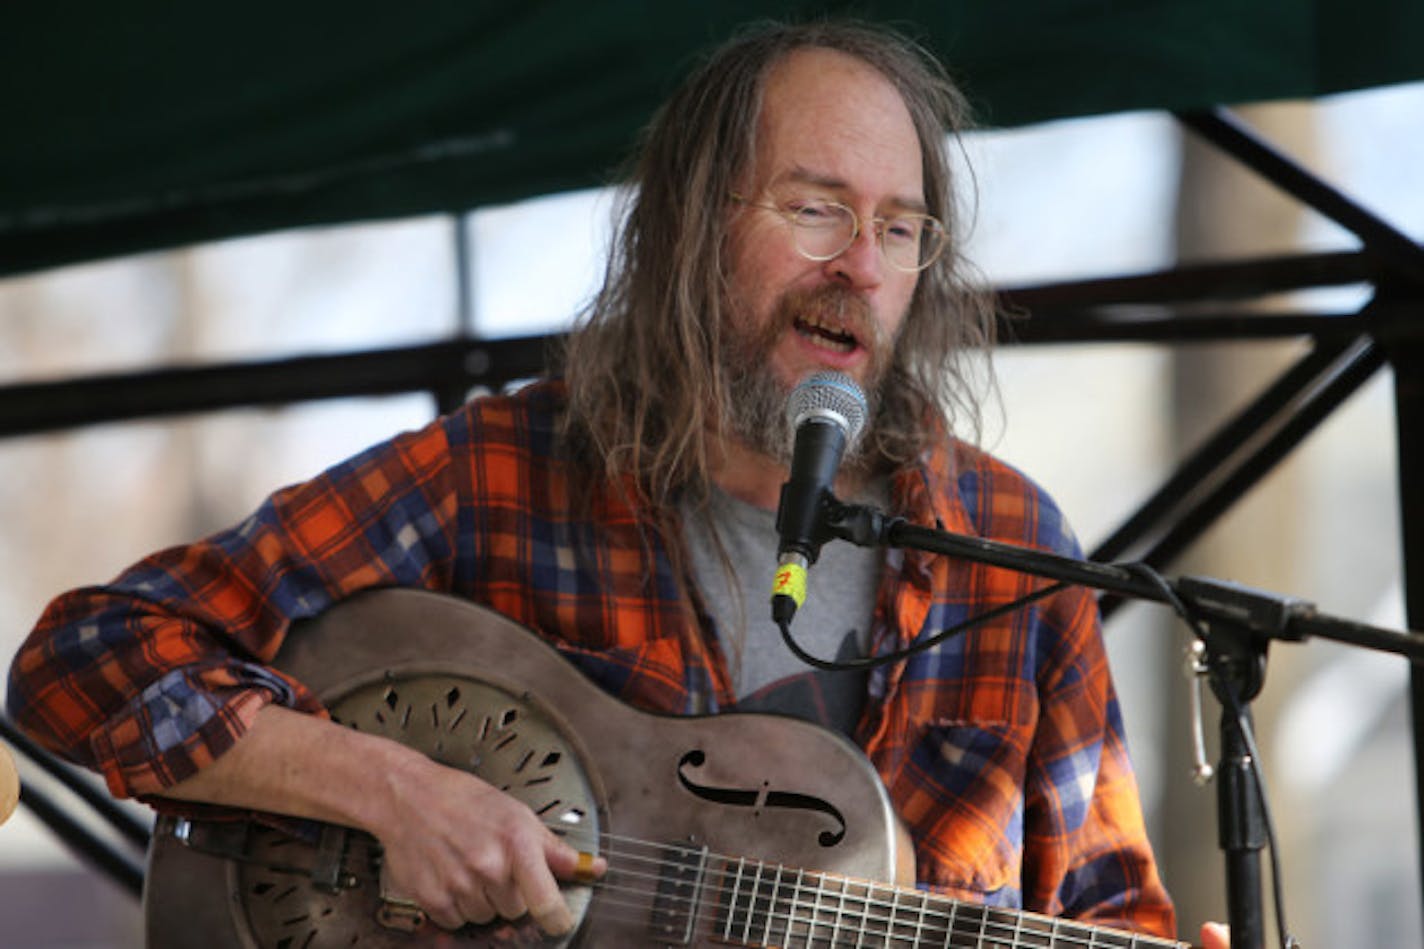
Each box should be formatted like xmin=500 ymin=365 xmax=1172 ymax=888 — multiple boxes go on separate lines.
xmin=561 ymin=19 xmax=996 ymax=511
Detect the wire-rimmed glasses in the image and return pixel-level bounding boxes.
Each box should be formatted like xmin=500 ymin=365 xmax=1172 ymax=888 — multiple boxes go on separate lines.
xmin=731 ymin=193 xmax=947 ymax=272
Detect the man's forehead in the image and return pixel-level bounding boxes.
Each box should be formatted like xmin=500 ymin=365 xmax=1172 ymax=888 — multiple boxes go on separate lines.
xmin=750 ymin=49 xmax=925 ymax=203
xmin=769 ymin=165 xmax=929 ymax=213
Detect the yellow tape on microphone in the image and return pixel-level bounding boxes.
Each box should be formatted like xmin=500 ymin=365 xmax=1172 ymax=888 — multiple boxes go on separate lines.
xmin=772 ymin=562 xmax=808 ymax=609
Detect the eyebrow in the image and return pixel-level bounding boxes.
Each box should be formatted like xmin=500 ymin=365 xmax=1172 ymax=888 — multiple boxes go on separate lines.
xmin=776 ymin=165 xmax=929 ymax=214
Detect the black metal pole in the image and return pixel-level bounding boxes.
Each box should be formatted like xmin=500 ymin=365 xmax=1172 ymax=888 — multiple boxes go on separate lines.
xmin=1386 ymin=331 xmax=1424 ymax=935
xmin=1203 ymin=628 xmax=1269 ymax=949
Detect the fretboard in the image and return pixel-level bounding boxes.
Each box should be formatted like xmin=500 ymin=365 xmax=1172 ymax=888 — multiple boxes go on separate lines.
xmin=703 ymin=855 xmax=1188 ymax=948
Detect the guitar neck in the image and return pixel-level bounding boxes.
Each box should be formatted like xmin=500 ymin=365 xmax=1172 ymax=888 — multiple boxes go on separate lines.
xmin=700 ymin=855 xmax=1189 ymax=948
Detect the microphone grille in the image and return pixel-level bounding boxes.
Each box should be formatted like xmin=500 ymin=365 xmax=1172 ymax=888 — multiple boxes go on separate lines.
xmin=786 ymin=371 xmax=869 ymax=443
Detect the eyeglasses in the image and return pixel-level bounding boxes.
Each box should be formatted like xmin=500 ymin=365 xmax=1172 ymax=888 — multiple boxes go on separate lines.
xmin=731 ymin=193 xmax=947 ymax=273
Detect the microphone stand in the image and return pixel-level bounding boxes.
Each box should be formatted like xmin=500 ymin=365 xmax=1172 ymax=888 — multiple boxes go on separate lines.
xmin=822 ymin=500 xmax=1424 ymax=949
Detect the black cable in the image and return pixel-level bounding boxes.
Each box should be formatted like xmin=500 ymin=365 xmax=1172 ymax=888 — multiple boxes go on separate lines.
xmin=775 ymin=553 xmax=1299 ymax=948
xmin=776 ymin=579 xmax=1070 ymax=672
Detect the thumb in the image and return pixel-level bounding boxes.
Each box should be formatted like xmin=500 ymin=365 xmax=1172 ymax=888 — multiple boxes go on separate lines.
xmin=545 ymin=835 xmax=606 ymax=883
xmin=1199 ymin=921 xmax=1230 ymax=949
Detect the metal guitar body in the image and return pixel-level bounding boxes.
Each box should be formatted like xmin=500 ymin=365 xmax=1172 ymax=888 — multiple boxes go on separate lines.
xmin=143 ymin=588 xmax=902 ymax=947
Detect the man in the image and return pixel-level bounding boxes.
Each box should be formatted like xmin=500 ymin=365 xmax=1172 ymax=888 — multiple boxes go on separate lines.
xmin=8 ymin=20 xmax=1227 ymax=947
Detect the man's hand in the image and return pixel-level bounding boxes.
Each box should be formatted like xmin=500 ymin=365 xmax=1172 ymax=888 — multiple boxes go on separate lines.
xmin=160 ymin=704 xmax=604 ymax=935
xmin=370 ymin=750 xmax=601 ymax=933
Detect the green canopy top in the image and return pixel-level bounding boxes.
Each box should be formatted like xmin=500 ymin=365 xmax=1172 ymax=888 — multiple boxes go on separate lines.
xmin=3 ymin=1 xmax=1421 ymax=278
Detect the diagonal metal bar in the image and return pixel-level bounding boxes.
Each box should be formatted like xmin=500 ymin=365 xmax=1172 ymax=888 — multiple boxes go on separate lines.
xmin=1090 ymin=336 xmax=1359 ymax=564
xmin=1098 ymin=336 xmax=1386 ymax=619
xmin=1176 ymin=109 xmax=1424 ymax=285
xmin=17 ymin=781 xmax=145 ymax=898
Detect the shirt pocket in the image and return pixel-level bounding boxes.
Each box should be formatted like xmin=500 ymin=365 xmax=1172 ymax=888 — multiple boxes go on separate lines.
xmin=903 ymin=718 xmax=1027 ymax=906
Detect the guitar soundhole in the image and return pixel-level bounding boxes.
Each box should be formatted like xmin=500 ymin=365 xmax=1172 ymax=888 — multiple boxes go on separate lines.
xmin=233 ymin=673 xmax=600 ymax=947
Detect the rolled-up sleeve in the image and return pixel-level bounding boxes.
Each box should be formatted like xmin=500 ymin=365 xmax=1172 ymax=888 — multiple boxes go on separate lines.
xmin=7 ymin=419 xmax=461 ymax=800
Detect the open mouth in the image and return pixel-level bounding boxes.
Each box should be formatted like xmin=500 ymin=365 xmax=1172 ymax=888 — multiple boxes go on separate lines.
xmin=793 ymin=312 xmax=860 ymax=353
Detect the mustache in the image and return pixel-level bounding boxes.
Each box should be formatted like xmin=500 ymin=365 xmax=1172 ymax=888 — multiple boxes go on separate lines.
xmin=781 ymin=284 xmax=875 ymax=339
xmin=738 ymin=284 xmax=886 ymax=364
xmin=782 ymin=285 xmax=893 ymax=385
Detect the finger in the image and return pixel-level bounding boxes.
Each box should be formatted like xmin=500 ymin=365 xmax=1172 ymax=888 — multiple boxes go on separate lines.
xmin=484 ymin=879 xmax=529 ymax=923
xmin=1199 ymin=921 xmax=1230 ymax=949
xmin=546 ymin=836 xmax=607 ymax=882
xmin=423 ymin=897 xmax=468 ymax=932
xmin=517 ymin=847 xmax=575 ymax=935
xmin=457 ymin=888 xmax=497 ymax=926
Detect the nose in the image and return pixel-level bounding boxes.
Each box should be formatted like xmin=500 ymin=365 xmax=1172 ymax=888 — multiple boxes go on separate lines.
xmin=824 ymin=224 xmax=884 ymax=290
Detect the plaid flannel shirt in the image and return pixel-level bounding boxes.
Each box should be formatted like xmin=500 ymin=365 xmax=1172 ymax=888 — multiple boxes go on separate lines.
xmin=8 ymin=379 xmax=1175 ymax=937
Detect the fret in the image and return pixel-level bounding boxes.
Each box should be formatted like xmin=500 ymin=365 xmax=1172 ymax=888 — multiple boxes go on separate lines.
xmin=886 ymin=883 xmax=899 ymax=947
xmin=781 ymin=865 xmax=804 ymax=948
xmin=987 ymin=906 xmax=1030 ymax=948
xmin=879 ymin=881 xmax=922 ymax=947
xmin=1095 ymin=925 xmax=1134 ymax=948
xmin=743 ymin=859 xmax=765 ymax=944
xmin=982 ymin=906 xmax=1001 ymax=948
xmin=1032 ymin=912 xmax=1057 ymax=948
xmin=876 ymin=880 xmax=896 ymax=946
xmin=720 ymin=857 xmax=747 ymax=941
xmin=851 ymin=878 xmax=870 ymax=949
xmin=832 ymin=873 xmax=848 ymax=948
xmin=947 ymin=897 xmax=974 ymax=948
xmin=760 ymin=862 xmax=782 ymax=948
xmin=913 ymin=886 xmax=929 ymax=946
xmin=809 ymin=870 xmax=830 ymax=949
xmin=647 ymin=841 xmax=709 ymax=945
xmin=840 ymin=876 xmax=859 ymax=949
xmin=1017 ymin=912 xmax=1054 ymax=948
xmin=783 ymin=867 xmax=806 ymax=948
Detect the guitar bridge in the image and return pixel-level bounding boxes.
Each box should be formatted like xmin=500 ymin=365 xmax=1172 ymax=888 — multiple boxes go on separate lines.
xmin=648 ymin=840 xmax=709 ymax=945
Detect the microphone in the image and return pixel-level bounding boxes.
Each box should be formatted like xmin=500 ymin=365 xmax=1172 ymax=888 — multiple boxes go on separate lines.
xmin=771 ymin=371 xmax=868 ymax=624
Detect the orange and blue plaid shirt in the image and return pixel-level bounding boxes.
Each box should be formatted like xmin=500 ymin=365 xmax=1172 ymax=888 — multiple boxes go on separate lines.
xmin=9 ymin=379 xmax=1174 ymax=937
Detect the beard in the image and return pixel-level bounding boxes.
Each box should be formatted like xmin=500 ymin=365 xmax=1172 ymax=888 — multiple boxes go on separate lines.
xmin=719 ymin=283 xmax=894 ymax=472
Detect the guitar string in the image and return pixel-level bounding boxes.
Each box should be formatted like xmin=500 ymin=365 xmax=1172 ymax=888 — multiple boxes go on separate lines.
xmin=571 ymin=872 xmax=1165 ymax=949
xmin=234 ymin=825 xmax=1178 ymax=948
xmin=545 ymin=825 xmax=1183 ymax=949
xmin=233 ymin=821 xmax=1177 ymax=947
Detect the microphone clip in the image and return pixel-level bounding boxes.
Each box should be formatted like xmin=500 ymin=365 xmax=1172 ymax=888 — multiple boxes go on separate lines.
xmin=822 ymin=499 xmax=898 ymax=549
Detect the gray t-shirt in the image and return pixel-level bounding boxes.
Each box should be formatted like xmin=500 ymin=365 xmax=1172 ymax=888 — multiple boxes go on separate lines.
xmin=679 ymin=485 xmax=884 ymax=737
